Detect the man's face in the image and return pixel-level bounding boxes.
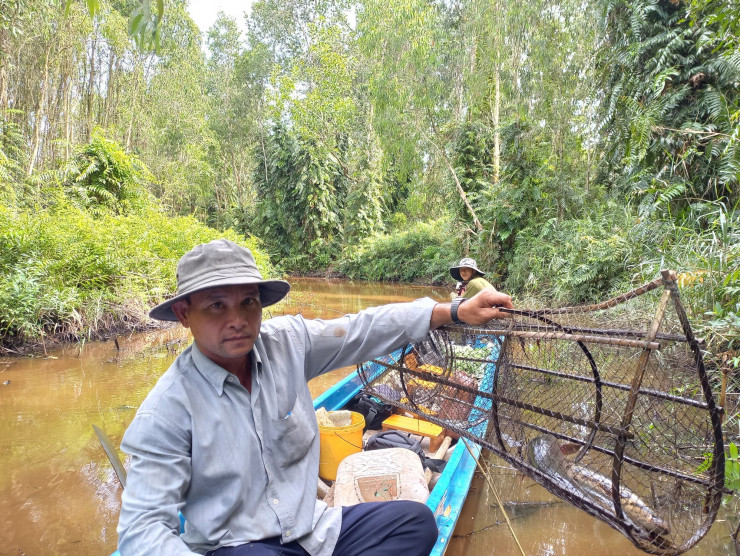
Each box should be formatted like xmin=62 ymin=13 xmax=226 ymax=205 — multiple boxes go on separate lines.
xmin=459 ymin=267 xmax=474 ymax=281
xmin=172 ymin=284 xmax=262 ymax=372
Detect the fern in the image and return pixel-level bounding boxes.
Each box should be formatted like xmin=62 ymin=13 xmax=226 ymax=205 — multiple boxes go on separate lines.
xmin=61 ymin=131 xmax=152 ymax=215
xmin=597 ymin=0 xmax=740 ymax=213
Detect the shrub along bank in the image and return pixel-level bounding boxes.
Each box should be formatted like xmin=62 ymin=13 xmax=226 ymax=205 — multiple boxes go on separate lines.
xmin=0 ymin=197 xmax=276 ymax=352
xmin=338 ymin=219 xmax=458 ymax=285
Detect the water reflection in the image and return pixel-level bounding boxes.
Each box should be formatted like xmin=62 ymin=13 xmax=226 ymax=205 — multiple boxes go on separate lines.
xmin=0 ymin=327 xmax=188 ymax=555
xmin=0 ymin=277 xmax=734 ymax=555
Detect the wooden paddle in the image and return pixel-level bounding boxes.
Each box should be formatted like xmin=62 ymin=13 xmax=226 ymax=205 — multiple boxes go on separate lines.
xmin=93 ymin=424 xmax=127 ymax=488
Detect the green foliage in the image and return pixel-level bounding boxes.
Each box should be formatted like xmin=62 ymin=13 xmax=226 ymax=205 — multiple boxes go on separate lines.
xmin=0 ymin=197 xmax=277 ymax=345
xmin=291 ymin=22 xmax=358 ymax=146
xmin=505 ymin=201 xmax=649 ymax=303
xmin=452 ymin=345 xmax=492 ymax=379
xmin=597 ymin=0 xmax=740 ymax=215
xmin=128 ymin=0 xmax=163 ymax=51
xmin=697 ymin=442 xmax=740 ymax=491
xmin=248 ymin=13 xmax=387 ymax=266
xmin=727 ymin=442 xmax=740 ymax=492
xmin=0 ymin=114 xmax=26 ymax=203
xmin=673 ymin=202 xmax=740 ymax=350
xmin=359 ymin=0 xmax=455 ymax=183
xmin=505 ymin=193 xmax=740 ymax=354
xmin=66 ymin=0 xmax=162 ymax=51
xmin=467 ymin=119 xmax=594 ymax=279
xmin=252 ymin=122 xmax=347 ymax=270
xmin=132 ymin=12 xmax=219 ymax=223
xmin=611 ymin=199 xmax=740 ymax=350
xmin=3 ymin=0 xmax=740 ymax=367
xmin=338 ymin=219 xmax=456 ymax=284
xmin=451 ymin=121 xmax=496 ymax=220
xmin=0 ymin=258 xmax=72 ymax=340
xmin=342 ymin=148 xmax=386 ymax=245
xmin=62 ymin=133 xmax=153 ymax=215
xmin=204 ymin=14 xmax=267 ymax=230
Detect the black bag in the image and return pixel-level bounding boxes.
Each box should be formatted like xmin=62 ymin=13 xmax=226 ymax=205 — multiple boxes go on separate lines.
xmin=364 ymin=430 xmax=447 ymax=473
xmin=346 ymin=392 xmax=393 ymax=431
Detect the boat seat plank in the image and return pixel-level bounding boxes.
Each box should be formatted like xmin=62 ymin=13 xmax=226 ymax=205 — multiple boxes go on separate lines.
xmin=381 ymin=414 xmax=445 ymax=452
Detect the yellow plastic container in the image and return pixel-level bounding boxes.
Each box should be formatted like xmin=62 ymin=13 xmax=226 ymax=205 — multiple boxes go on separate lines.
xmin=318 ymin=411 xmax=365 ymax=481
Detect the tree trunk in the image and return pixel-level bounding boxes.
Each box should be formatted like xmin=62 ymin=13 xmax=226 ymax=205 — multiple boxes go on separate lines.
xmin=86 ymin=30 xmax=97 ymax=141
xmin=110 ymin=57 xmax=123 ymax=125
xmin=126 ymin=53 xmax=153 ymax=149
xmin=0 ymin=27 xmax=9 ymax=115
xmin=124 ymin=108 xmax=135 ymax=149
xmin=65 ymin=75 xmax=72 ymax=160
xmin=49 ymin=70 xmax=65 ymax=165
xmin=103 ymin=50 xmax=115 ymax=128
xmin=493 ymin=68 xmax=501 ymax=184
xmin=469 ymin=33 xmax=477 ymax=77
xmin=27 ymin=44 xmax=52 ymax=176
xmin=125 ymin=72 xmax=139 ymax=150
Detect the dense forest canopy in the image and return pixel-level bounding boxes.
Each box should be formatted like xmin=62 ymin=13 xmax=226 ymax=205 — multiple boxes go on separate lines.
xmin=0 ymin=0 xmax=738 ymax=365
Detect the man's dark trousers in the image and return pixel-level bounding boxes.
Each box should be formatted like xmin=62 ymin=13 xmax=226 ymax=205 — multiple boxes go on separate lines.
xmin=206 ymin=500 xmax=438 ymax=555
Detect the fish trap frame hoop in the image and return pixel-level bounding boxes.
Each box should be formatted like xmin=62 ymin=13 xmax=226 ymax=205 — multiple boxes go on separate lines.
xmin=357 ymin=270 xmax=725 ymax=555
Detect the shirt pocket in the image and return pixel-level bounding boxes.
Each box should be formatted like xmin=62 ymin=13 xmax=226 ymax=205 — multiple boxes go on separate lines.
xmin=269 ymin=396 xmax=317 ymax=468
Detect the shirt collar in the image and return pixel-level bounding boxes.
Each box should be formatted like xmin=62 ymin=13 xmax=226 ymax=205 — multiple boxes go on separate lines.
xmin=190 ymin=342 xmax=263 ymax=396
xmin=190 ymin=343 xmax=232 ymax=396
xmin=252 ymin=341 xmax=263 ymax=375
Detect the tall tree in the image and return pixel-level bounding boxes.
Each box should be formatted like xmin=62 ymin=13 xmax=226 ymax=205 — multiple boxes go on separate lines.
xmin=358 ymin=0 xmax=482 ymax=229
xmin=134 ymin=3 xmax=214 ymax=220
xmin=463 ymin=0 xmax=600 ymax=262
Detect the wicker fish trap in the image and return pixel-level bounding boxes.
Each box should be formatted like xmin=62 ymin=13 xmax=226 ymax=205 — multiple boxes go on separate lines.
xmin=357 ymin=270 xmax=725 ymax=554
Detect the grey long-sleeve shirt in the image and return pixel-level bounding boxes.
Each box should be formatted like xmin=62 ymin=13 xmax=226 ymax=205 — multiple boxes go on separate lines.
xmin=117 ymin=297 xmax=437 ymax=555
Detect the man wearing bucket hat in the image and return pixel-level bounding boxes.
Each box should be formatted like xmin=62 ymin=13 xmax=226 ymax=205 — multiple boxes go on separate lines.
xmin=117 ymin=239 xmax=513 ymax=556
xmin=450 ymin=257 xmax=494 ymax=300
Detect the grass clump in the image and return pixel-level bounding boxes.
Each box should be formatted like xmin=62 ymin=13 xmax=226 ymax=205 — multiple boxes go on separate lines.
xmin=0 ymin=198 xmax=276 ymax=351
xmin=338 ymin=219 xmax=458 ymax=284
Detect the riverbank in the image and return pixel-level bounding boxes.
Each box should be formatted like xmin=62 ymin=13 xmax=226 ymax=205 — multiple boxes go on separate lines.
xmin=0 ymin=318 xmax=168 ymax=357
xmin=287 ymin=268 xmax=447 ymax=286
xmin=0 ymin=199 xmax=292 ymax=357
xmin=0 ymin=268 xmax=454 ymax=357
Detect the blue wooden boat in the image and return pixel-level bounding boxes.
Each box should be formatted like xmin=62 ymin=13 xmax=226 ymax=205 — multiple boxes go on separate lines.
xmin=109 ymin=344 xmax=487 ymax=556
xmin=315 ymin=365 xmax=481 ymax=556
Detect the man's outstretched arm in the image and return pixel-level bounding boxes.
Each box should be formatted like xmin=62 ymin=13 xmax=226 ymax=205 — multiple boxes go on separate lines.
xmin=430 ymin=287 xmax=513 ymax=329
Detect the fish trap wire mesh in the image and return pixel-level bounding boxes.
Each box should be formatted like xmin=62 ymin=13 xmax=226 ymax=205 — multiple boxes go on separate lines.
xmin=357 ymin=270 xmax=725 ymax=555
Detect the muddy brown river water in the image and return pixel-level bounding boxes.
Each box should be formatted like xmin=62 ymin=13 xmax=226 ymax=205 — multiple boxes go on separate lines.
xmin=0 ymin=278 xmax=734 ymax=555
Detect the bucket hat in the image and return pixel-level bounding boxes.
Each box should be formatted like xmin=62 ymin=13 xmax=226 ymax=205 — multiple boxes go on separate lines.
xmin=449 ymin=257 xmax=486 ymax=281
xmin=149 ymin=239 xmax=291 ymax=321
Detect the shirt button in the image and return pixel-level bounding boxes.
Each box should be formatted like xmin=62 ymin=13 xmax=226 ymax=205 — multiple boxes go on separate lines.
xmin=285 ymin=531 xmax=291 ymax=537
xmin=273 ymin=498 xmax=279 ymax=505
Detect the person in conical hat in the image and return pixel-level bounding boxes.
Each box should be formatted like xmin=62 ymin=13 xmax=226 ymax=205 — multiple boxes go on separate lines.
xmin=118 ymin=238 xmax=513 ymax=556
xmin=450 ymin=257 xmax=495 ymax=299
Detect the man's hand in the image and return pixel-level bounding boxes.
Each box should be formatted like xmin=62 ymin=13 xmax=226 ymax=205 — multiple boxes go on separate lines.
xmin=431 ymin=287 xmax=513 ymax=329
xmin=459 ymin=288 xmax=513 ymax=324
